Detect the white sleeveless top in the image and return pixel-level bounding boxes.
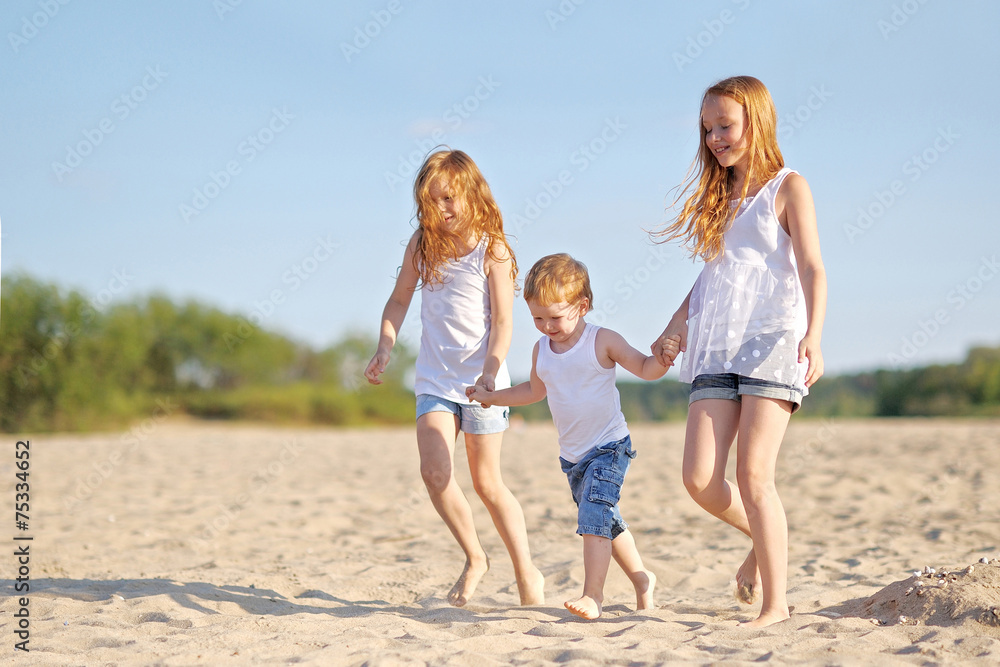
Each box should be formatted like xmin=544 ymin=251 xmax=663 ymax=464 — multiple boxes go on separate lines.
xmin=535 ymin=323 xmax=629 ymax=463
xmin=680 ymin=168 xmax=809 ymax=394
xmin=413 ymin=238 xmax=511 ymax=402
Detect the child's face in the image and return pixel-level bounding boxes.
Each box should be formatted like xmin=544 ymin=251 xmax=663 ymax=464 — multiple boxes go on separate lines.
xmin=702 ymin=94 xmax=749 ymax=171
xmin=527 ymin=298 xmax=588 ymax=347
xmin=427 ymin=177 xmax=465 ymax=231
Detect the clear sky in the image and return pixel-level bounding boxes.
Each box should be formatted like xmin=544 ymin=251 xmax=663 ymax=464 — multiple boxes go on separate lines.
xmin=2 ymin=1 xmax=998 ymax=381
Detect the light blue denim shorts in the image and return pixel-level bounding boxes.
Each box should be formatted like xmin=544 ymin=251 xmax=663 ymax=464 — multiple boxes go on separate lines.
xmin=415 ymin=394 xmax=509 ymax=435
xmin=559 ymin=435 xmax=635 ymax=540
xmin=689 ymin=373 xmax=803 ymax=413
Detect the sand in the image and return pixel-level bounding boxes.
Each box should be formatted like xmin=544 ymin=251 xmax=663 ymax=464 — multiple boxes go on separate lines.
xmin=2 ymin=417 xmax=999 ymax=665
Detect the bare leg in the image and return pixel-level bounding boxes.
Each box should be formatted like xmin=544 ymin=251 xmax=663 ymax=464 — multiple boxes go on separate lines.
xmin=465 ymin=431 xmax=545 ymax=605
xmin=611 ymin=529 xmax=656 ymax=611
xmin=565 ymin=535 xmax=610 ymax=619
xmin=736 ymin=396 xmax=792 ymax=628
xmin=416 ymin=412 xmax=489 ymax=606
xmin=682 ymin=400 xmax=760 ymax=602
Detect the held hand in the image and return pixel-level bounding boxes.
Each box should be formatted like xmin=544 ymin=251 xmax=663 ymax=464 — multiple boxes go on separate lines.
xmin=660 ymin=334 xmax=681 ymax=366
xmin=652 ymin=320 xmax=687 ymax=367
xmin=475 ymin=373 xmax=496 ymax=393
xmin=798 ymin=334 xmax=824 ymax=388
xmin=364 ymin=349 xmax=391 ymax=385
xmin=466 ymin=384 xmax=493 ymax=408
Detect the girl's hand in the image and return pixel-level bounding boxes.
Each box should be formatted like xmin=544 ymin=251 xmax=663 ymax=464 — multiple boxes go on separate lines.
xmin=364 ymin=349 xmax=391 ymax=385
xmin=466 ymin=384 xmax=492 ymax=408
xmin=798 ymin=333 xmax=824 ymax=388
xmin=475 ymin=373 xmax=496 ymax=393
xmin=652 ymin=318 xmax=687 ymax=367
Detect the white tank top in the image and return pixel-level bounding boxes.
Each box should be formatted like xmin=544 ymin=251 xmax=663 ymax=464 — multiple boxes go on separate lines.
xmin=413 ymin=238 xmax=511 ymax=402
xmin=680 ymin=167 xmax=809 ymax=393
xmin=535 ymin=323 xmax=629 ymax=463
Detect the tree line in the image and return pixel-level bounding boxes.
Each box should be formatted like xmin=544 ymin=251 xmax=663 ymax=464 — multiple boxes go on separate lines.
xmin=1 ymin=273 xmax=998 ymax=432
xmin=0 ymin=274 xmax=412 ymax=432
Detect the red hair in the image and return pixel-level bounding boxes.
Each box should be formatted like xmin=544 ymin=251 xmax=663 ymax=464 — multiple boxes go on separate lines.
xmin=653 ymin=76 xmax=784 ymax=261
xmin=412 ymin=150 xmax=517 ymax=287
xmin=523 ymin=253 xmax=593 ymax=311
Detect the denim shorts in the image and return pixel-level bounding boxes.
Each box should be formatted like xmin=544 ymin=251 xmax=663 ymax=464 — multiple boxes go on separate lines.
xmin=559 ymin=435 xmax=635 ymax=540
xmin=689 ymin=373 xmax=803 ymax=413
xmin=415 ymin=394 xmax=509 ymax=435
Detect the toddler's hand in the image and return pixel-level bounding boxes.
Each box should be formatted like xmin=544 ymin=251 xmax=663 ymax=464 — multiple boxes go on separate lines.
xmin=466 ymin=385 xmax=492 ymax=408
xmin=662 ymin=334 xmax=681 ymax=365
xmin=652 ymin=322 xmax=686 ymax=367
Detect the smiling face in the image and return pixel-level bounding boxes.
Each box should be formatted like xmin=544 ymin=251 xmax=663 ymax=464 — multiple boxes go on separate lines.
xmin=427 ymin=177 xmax=465 ymax=231
xmin=527 ymin=298 xmax=589 ymax=352
xmin=702 ymin=94 xmax=749 ymax=174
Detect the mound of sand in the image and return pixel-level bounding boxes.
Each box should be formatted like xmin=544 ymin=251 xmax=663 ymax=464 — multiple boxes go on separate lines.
xmin=861 ymin=559 xmax=1000 ymax=629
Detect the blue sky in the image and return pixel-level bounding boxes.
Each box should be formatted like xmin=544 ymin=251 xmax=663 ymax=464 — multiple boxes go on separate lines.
xmin=2 ymin=0 xmax=998 ymax=381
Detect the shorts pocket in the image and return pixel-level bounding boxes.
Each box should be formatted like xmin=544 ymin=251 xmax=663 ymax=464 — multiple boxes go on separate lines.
xmin=597 ymin=437 xmax=636 ymax=459
xmin=588 ymin=466 xmax=625 ymax=506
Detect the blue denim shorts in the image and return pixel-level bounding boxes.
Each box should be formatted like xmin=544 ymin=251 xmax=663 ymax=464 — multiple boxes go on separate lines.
xmin=559 ymin=435 xmax=635 ymax=540
xmin=415 ymin=394 xmax=509 ymax=435
xmin=689 ymin=373 xmax=803 ymax=413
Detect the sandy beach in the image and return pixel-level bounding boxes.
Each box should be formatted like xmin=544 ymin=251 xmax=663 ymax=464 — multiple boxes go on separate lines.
xmin=2 ymin=417 xmax=999 ymax=665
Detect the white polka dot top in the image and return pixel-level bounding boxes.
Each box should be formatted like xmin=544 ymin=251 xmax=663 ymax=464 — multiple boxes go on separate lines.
xmin=679 ymin=168 xmax=810 ymax=394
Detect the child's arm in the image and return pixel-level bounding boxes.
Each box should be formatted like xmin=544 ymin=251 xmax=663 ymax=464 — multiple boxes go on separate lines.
xmin=651 ymin=287 xmax=691 ymax=366
xmin=467 ymin=342 xmax=547 ymax=407
xmin=364 ymin=233 xmax=420 ymax=385
xmin=478 ymin=240 xmax=515 ymax=391
xmin=598 ymin=328 xmax=680 ymax=381
xmin=781 ymin=173 xmax=827 ymax=388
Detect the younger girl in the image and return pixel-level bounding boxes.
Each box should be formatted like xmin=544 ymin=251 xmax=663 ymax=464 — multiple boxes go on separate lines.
xmin=364 ymin=149 xmax=545 ymax=607
xmin=651 ymin=76 xmax=827 ymax=627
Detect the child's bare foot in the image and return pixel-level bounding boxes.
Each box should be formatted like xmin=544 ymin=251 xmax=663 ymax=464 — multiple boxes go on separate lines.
xmin=633 ymin=569 xmax=656 ymax=610
xmin=565 ymin=594 xmax=602 ymax=620
xmin=734 ymin=548 xmax=761 ymax=605
xmin=447 ymin=556 xmax=489 ymax=607
xmin=741 ymin=608 xmax=790 ymax=628
xmin=517 ymin=566 xmax=546 ymax=605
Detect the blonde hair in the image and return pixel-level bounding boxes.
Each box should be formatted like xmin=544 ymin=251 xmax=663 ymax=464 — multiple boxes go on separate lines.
xmin=653 ymin=76 xmax=784 ymax=261
xmin=412 ymin=149 xmax=517 ymax=287
xmin=523 ymin=253 xmax=593 ymax=311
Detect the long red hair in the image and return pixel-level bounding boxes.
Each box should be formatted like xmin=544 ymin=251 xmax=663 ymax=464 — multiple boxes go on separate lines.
xmin=653 ymin=76 xmax=784 ymax=261
xmin=412 ymin=149 xmax=517 ymax=287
